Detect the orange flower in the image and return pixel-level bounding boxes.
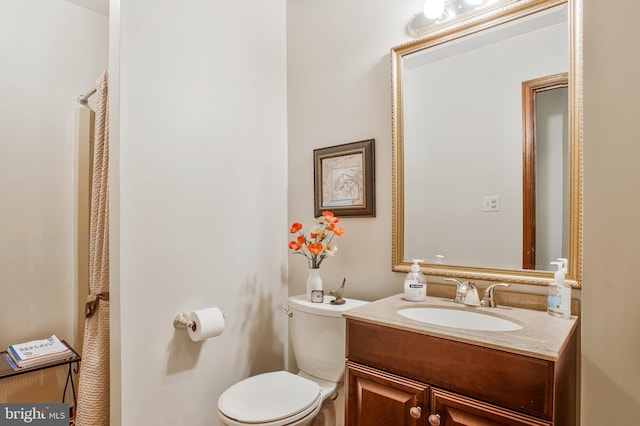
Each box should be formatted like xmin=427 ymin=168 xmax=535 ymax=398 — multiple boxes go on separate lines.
xmin=322 ymin=211 xmax=340 ymax=224
xmin=288 ymin=239 xmax=303 ymax=250
xmin=306 ymin=243 xmax=324 ymax=255
xmin=332 ymin=226 xmax=345 ymax=236
xmin=289 ymin=235 xmax=305 ymax=250
xmin=290 ymin=222 xmax=303 ymax=233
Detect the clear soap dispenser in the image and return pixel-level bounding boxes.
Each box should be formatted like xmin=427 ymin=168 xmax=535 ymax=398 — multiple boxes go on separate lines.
xmin=404 ymin=259 xmax=427 ymax=301
xmin=547 ymin=259 xmax=571 ymax=319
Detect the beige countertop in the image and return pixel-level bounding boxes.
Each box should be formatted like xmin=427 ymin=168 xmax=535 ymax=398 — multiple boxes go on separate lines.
xmin=343 ymin=294 xmax=578 ymax=361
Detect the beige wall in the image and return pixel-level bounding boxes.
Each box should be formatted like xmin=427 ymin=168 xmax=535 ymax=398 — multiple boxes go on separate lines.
xmin=0 ymin=0 xmax=108 ymax=402
xmin=288 ymin=0 xmax=640 ymax=424
xmin=4 ymin=0 xmax=639 ymax=423
xmin=582 ymin=0 xmax=640 ymax=423
xmin=287 ymin=0 xmax=423 ymax=303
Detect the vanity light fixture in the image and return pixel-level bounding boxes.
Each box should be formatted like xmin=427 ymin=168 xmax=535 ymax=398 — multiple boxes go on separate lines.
xmin=409 ymin=0 xmax=498 ymax=37
xmin=423 ymin=0 xmax=446 ymax=20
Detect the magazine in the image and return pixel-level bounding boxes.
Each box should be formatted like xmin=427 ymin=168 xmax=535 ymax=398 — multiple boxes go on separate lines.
xmin=7 ymin=335 xmax=74 ymax=368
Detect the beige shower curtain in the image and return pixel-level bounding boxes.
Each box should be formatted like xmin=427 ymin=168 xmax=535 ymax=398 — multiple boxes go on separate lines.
xmin=76 ymin=70 xmax=110 ymax=426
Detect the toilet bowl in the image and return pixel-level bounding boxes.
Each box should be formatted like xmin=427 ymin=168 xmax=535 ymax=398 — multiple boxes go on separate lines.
xmin=217 ymin=295 xmax=367 ymax=426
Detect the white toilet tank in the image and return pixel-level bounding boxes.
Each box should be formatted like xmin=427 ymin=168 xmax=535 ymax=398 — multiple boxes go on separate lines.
xmin=288 ymin=294 xmax=368 ymax=383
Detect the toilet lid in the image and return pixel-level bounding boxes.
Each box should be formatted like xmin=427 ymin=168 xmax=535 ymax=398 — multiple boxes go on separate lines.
xmin=218 ymin=371 xmax=321 ymax=424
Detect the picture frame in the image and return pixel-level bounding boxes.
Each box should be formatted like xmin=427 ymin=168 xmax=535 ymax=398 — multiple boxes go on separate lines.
xmin=313 ymin=139 xmax=375 ymax=217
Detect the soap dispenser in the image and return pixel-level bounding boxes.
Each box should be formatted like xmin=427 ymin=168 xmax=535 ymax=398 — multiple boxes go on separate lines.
xmin=404 ymin=259 xmax=427 ymax=301
xmin=547 ymin=259 xmax=571 ymax=319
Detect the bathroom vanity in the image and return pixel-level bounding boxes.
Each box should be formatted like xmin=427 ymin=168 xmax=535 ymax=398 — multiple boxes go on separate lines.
xmin=343 ymin=295 xmax=578 ymax=425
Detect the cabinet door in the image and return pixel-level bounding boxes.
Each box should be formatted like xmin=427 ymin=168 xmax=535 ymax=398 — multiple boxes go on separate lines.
xmin=429 ymin=388 xmax=552 ymax=426
xmin=346 ymin=361 xmax=428 ymax=426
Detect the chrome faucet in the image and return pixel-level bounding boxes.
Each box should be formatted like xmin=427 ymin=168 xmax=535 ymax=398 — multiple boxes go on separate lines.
xmin=444 ymin=278 xmax=480 ymax=306
xmin=480 ymin=283 xmax=511 ymax=307
xmin=444 ymin=279 xmax=511 ymax=308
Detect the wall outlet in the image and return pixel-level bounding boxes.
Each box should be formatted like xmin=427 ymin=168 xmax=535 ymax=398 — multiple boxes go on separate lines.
xmin=482 ymin=195 xmax=499 ymax=212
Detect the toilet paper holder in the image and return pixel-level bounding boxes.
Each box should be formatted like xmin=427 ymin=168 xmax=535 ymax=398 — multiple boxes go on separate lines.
xmin=173 ymin=312 xmax=197 ymax=332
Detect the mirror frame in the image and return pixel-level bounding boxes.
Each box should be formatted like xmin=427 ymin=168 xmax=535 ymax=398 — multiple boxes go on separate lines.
xmin=391 ymin=0 xmax=583 ymax=287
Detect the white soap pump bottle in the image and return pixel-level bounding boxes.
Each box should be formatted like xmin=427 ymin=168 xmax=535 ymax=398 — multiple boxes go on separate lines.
xmin=403 ymin=259 xmax=427 ymax=301
xmin=547 ymin=259 xmax=571 ymax=319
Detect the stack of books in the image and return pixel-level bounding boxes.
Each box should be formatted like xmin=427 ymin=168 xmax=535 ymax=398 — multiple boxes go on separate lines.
xmin=5 ymin=335 xmax=75 ymax=369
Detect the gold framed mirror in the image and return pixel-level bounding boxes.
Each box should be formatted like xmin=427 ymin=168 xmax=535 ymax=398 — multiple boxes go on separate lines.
xmin=391 ymin=0 xmax=582 ymax=287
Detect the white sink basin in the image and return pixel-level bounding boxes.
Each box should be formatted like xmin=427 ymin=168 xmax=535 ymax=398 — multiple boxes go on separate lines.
xmin=398 ymin=307 xmax=522 ymax=331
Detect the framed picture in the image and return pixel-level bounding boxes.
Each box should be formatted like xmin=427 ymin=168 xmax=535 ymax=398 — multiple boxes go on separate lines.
xmin=313 ymin=139 xmax=375 ymax=217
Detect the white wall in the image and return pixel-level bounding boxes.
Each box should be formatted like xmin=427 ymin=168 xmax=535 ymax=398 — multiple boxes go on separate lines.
xmin=0 ymin=0 xmax=108 ymax=401
xmin=112 ymin=0 xmax=288 ymax=424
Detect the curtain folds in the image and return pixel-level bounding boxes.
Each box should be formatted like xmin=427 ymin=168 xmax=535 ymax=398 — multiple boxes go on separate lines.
xmin=76 ymin=70 xmax=110 ymax=426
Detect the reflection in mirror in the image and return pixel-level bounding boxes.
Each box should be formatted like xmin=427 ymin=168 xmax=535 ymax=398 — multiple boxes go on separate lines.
xmin=392 ymin=0 xmax=582 ymax=287
xmin=522 ymin=73 xmax=569 ymax=270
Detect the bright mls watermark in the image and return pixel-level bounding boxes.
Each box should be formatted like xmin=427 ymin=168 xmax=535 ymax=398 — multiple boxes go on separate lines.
xmin=0 ymin=404 xmax=68 ymax=425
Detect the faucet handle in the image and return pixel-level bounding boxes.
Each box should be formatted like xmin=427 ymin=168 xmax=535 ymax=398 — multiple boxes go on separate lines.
xmin=443 ymin=278 xmax=466 ymax=303
xmin=443 ymin=278 xmax=463 ymax=286
xmin=481 ymin=283 xmax=511 ymax=307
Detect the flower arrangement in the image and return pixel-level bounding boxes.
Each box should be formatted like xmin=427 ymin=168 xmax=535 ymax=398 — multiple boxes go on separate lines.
xmin=288 ymin=211 xmax=345 ymax=269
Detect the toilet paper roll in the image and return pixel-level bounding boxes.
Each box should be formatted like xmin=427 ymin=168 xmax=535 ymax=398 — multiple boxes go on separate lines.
xmin=187 ymin=307 xmax=225 ymax=342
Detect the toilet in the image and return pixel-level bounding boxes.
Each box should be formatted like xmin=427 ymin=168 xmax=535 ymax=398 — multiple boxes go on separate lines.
xmin=217 ymin=294 xmax=368 ymax=426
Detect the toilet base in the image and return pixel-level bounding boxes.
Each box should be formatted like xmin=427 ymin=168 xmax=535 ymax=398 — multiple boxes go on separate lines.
xmin=309 ymin=398 xmax=338 ymax=426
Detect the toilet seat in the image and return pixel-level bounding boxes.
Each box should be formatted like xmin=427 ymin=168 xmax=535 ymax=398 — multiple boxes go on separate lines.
xmin=218 ymin=371 xmax=322 ymax=425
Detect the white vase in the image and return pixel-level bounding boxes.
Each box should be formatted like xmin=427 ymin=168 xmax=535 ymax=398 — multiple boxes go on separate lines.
xmin=306 ymin=268 xmax=323 ymax=301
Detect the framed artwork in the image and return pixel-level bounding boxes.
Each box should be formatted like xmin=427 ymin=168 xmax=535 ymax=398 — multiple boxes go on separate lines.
xmin=313 ymin=139 xmax=375 ymax=217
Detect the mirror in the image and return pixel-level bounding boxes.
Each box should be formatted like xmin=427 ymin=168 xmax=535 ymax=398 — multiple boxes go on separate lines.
xmin=392 ymin=0 xmax=582 ymax=287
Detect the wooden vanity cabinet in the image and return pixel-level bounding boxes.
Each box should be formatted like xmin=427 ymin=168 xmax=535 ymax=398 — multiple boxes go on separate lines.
xmin=344 ymin=319 xmax=577 ymax=426
xmin=429 ymin=387 xmax=552 ymax=426
xmin=346 ymin=361 xmax=428 ymax=425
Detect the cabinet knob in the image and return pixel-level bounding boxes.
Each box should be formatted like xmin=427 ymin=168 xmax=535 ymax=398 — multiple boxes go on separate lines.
xmin=409 ymin=406 xmax=422 ymax=419
xmin=428 ymin=413 xmax=441 ymax=425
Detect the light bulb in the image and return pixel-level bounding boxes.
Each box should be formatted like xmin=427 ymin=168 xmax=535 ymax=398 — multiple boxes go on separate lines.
xmin=423 ymin=0 xmax=445 ymax=20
